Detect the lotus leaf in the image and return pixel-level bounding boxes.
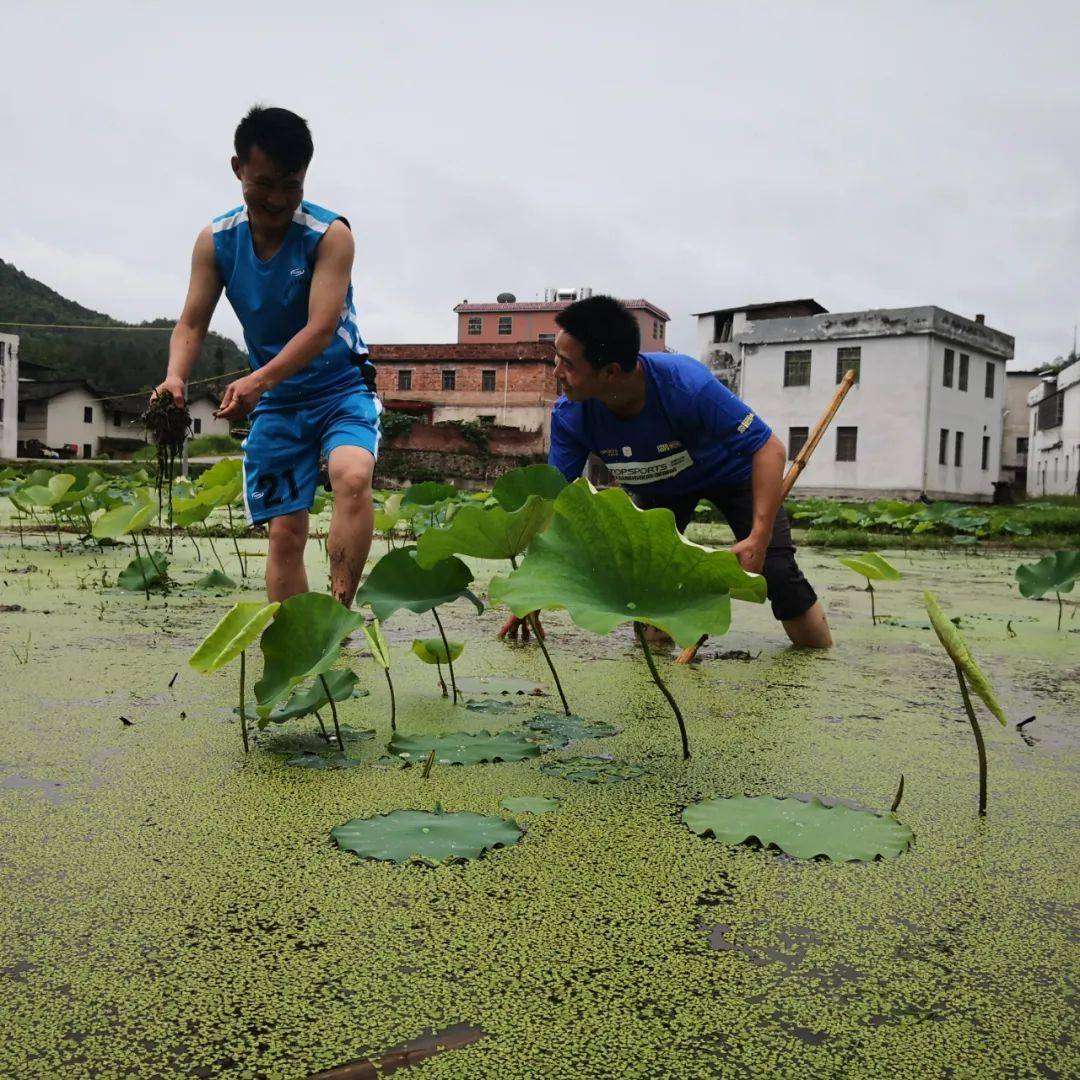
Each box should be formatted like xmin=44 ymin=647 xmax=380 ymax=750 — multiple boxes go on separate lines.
xmin=682 ymin=795 xmax=913 ymax=862
xmin=117 ymin=552 xmax=169 ymax=591
xmin=539 ymin=756 xmax=647 ymax=784
xmin=389 ymin=729 xmax=541 ymax=766
xmin=491 ymin=464 xmax=568 ymax=512
xmin=244 ymin=669 xmax=360 ymax=728
xmin=255 ymin=592 xmax=364 ymax=715
xmin=21 ymin=473 xmax=76 ymax=508
xmin=489 ymin=480 xmax=766 ymax=648
xmin=525 ymin=712 xmax=621 ymax=745
xmin=837 ymin=553 xmax=900 ymax=581
xmin=1016 ymin=551 xmax=1080 ymax=630
xmin=414 ymin=495 xmax=553 ymax=567
xmin=500 ymin=796 xmax=560 ymax=814
xmin=195 ymin=569 xmax=237 ymax=590
xmin=286 ymin=752 xmax=364 ymax=770
xmin=411 ymin=638 xmax=465 ymax=664
xmin=353 ymin=547 xmax=483 ymax=621
xmin=189 ymin=601 xmax=281 ymax=673
xmin=456 ymin=675 xmax=546 ymax=697
xmin=195 ymin=458 xmax=243 ymax=497
xmin=401 ymin=481 xmax=457 ymax=508
xmin=172 ymin=486 xmax=227 ymax=527
xmin=331 ymin=808 xmax=522 ymax=864
xmin=93 ymin=490 xmax=157 ymax=539
xmin=924 ymin=592 xmax=1006 ymax=724
xmin=465 ymin=699 xmax=521 ymax=714
xmin=362 ymin=619 xmax=391 ymax=669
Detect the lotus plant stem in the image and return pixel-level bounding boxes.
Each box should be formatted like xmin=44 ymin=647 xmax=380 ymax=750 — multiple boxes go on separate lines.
xmin=187 ymin=528 xmax=202 ymax=561
xmin=313 ymin=708 xmax=332 ymax=744
xmin=421 ymin=748 xmax=436 ymax=779
xmin=954 ymin=660 xmax=988 ymax=817
xmin=435 ymin=660 xmax=447 ymax=696
xmin=634 ymin=622 xmax=690 ymax=761
xmin=319 ymin=674 xmax=346 ymax=754
xmin=53 ymin=512 xmax=64 ymax=557
xmin=890 ymin=774 xmax=905 ymax=813
xmin=867 ymin=581 xmax=876 ymax=625
xmin=203 ymin=523 xmax=227 ymax=574
xmin=431 ymin=608 xmax=460 ymax=704
xmin=132 ymin=534 xmax=151 ymax=602
xmin=1055 ymin=590 xmax=1063 ymax=632
xmin=384 ymin=668 xmax=397 ymax=732
xmin=238 ymin=650 xmax=250 ymax=753
xmin=226 ymin=503 xmax=247 ymax=578
xmin=509 ymin=554 xmax=571 ymax=715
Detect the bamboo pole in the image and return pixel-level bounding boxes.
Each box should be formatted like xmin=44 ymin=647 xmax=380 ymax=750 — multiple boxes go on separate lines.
xmin=675 ymin=368 xmax=858 ymax=665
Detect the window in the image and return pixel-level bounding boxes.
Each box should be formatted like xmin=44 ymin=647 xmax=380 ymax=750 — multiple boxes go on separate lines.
xmin=18 ymin=403 xmax=26 ymax=422
xmin=1037 ymin=391 xmax=1065 ymax=430
xmin=954 ymin=431 xmax=964 ymax=467
xmin=981 ymin=435 xmax=990 ymax=470
xmin=83 ymin=405 xmax=93 ymax=423
xmin=397 ymin=369 xmax=412 ymax=391
xmin=539 ymin=333 xmax=556 ymax=343
xmin=958 ymin=353 xmax=969 ymax=391
xmin=984 ymin=361 xmax=995 ymax=398
xmin=939 ymin=428 xmax=950 ymax=465
xmin=788 ymin=426 xmax=809 ymax=461
xmin=943 ymin=349 xmax=954 ymax=387
xmin=836 ymin=426 xmax=857 ymax=461
xmin=481 ymin=370 xmax=497 ymax=392
xmin=783 ymin=349 xmax=812 ymax=387
xmin=467 ymin=317 xmax=482 ymax=336
xmin=1016 ymin=436 xmax=1029 ymax=455
xmin=193 ymin=418 xmax=202 ymax=435
xmin=112 ymin=411 xmax=122 ymax=427
xmin=478 ymin=415 xmax=496 ymax=423
xmin=498 ymin=316 xmax=512 ymax=336
xmin=83 ymin=444 xmax=92 ymax=459
xmin=442 ymin=370 xmax=456 ymax=391
xmin=836 ymin=346 xmax=861 ymax=384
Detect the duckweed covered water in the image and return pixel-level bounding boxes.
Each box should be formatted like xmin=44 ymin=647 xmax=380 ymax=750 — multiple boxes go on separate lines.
xmin=0 ymin=531 xmax=1076 ymax=1077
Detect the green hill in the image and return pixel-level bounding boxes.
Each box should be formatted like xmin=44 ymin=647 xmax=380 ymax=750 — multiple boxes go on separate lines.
xmin=0 ymin=258 xmax=248 ymax=395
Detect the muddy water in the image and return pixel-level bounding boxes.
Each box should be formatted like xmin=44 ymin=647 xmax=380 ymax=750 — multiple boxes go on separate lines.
xmin=0 ymin=532 xmax=1076 ymax=1078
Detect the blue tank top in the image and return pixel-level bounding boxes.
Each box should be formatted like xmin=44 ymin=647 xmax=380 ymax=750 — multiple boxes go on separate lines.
xmin=211 ymin=200 xmax=372 ymax=407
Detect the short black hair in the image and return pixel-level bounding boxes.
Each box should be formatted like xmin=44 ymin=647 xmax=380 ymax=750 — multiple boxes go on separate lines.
xmin=234 ymin=105 xmax=314 ymax=174
xmin=554 ymin=295 xmax=641 ymax=372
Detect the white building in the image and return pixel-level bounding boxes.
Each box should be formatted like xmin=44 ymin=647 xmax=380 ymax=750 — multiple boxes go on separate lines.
xmin=0 ymin=333 xmax=19 ymax=459
xmin=695 ymin=302 xmax=1014 ymax=502
xmin=1001 ymin=371 xmax=1042 ymax=494
xmin=1026 ymin=357 xmax=1079 ymax=496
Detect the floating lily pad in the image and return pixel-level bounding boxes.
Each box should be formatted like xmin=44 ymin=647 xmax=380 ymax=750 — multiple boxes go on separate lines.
xmin=117 ymin=552 xmax=169 ymax=591
xmin=682 ymin=795 xmax=913 ymax=862
xmin=540 ymin=756 xmax=648 ymax=784
xmin=500 ymin=796 xmax=560 ymax=815
xmin=465 ymin=699 xmax=521 ymax=714
xmin=526 ymin=712 xmax=621 ymax=746
xmin=331 ymin=808 xmax=522 ymax=864
xmin=389 ymin=729 xmax=541 ymax=766
xmin=457 ymin=676 xmax=546 ymax=697
xmin=195 ymin=569 xmax=237 ymax=590
xmin=286 ymin=752 xmax=365 ymax=770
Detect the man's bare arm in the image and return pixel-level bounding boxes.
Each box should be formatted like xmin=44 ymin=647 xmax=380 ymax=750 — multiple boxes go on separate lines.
xmin=155 ymin=226 xmax=223 ymax=406
xmin=216 ymin=220 xmax=354 ymax=420
xmin=730 ymin=434 xmax=786 ymax=574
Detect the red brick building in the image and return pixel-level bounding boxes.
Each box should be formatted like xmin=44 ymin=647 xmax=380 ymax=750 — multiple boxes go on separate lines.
xmin=452 ymin=289 xmax=670 ymax=348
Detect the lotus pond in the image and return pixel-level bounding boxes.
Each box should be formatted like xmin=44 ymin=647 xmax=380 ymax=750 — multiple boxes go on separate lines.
xmin=0 ymin=488 xmax=1077 ymax=1078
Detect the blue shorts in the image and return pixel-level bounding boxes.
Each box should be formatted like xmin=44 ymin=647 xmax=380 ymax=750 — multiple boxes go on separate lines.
xmin=241 ymin=387 xmax=381 ymax=525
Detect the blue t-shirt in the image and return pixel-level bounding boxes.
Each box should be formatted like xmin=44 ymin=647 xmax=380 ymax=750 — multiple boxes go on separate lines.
xmin=549 ymin=352 xmax=772 ymax=499
xmin=211 ymin=200 xmax=371 ymax=408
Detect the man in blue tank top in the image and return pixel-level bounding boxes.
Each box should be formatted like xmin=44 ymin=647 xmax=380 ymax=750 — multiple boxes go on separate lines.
xmin=154 ymin=106 xmax=380 ymax=607
xmin=505 ymin=295 xmax=832 ymax=649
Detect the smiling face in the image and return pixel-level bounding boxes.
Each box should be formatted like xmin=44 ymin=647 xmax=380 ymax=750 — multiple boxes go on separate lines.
xmin=231 ymin=144 xmax=306 ymax=232
xmin=553 ymin=330 xmax=618 ymax=402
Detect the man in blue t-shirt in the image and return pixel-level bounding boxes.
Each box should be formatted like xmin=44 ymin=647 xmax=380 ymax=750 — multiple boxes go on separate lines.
xmin=153 ymin=106 xmax=380 ymax=607
xmin=508 ymin=295 xmax=831 ymax=648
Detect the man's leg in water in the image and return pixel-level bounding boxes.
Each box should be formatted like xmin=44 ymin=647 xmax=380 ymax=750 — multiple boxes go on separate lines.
xmin=326 ymin=444 xmax=375 ymax=607
xmin=266 ymin=510 xmax=310 ymax=601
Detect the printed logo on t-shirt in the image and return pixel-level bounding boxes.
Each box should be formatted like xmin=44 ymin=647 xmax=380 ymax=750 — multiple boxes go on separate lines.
xmin=737 ymin=412 xmax=756 ymax=433
xmin=605 ymin=451 xmax=694 ymax=486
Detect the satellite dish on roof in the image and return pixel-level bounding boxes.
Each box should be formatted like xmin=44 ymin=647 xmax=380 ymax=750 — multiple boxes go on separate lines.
xmin=497 ymin=292 xmax=517 ymax=304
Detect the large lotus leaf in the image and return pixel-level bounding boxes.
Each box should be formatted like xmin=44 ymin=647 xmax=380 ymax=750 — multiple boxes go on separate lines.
xmin=492 ymin=464 xmax=569 ymax=512
xmin=389 ymin=729 xmax=541 ymax=765
xmin=1015 ymin=551 xmax=1080 ymax=599
xmin=525 ymin=712 xmax=621 ymax=745
xmin=415 ymin=495 xmax=554 ymax=567
xmin=362 ymin=619 xmax=391 ymax=670
xmin=21 ymin=473 xmax=77 ymax=508
xmin=411 ymin=638 xmax=465 ymax=664
xmin=838 ymin=552 xmax=901 ymax=581
xmin=682 ymin=795 xmax=913 ymax=862
xmin=255 ymin=592 xmax=365 ymax=715
xmin=195 ymin=458 xmax=243 ymax=499
xmin=117 ymin=552 xmax=169 ymax=591
xmin=172 ymin=485 xmax=228 ymax=527
xmin=500 ymin=796 xmax=560 ymax=815
xmin=195 ymin=569 xmax=237 ymax=590
xmin=539 ymin=755 xmax=647 ymax=784
xmin=92 ymin=490 xmax=157 ymax=539
xmin=924 ymin=592 xmax=1006 ymax=725
xmin=401 ymin=481 xmax=457 ymax=508
xmin=488 ymin=480 xmax=767 ymax=648
xmin=189 ymin=601 xmax=281 ymax=673
xmin=331 ymin=808 xmax=522 ymax=865
xmin=354 ymin=547 xmax=483 ymax=621
xmin=250 ymin=669 xmax=360 ymax=728
xmin=457 ymin=675 xmax=546 ymax=697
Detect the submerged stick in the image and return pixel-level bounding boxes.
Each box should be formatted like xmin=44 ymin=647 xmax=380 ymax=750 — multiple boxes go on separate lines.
xmin=954 ymin=661 xmax=988 ymax=816
xmin=431 ymin=608 xmax=459 ymax=704
xmin=635 ymin=622 xmax=690 ymax=761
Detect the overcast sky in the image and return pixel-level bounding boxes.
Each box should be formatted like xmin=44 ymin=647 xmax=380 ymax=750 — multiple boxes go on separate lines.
xmin=3 ymin=1 xmax=1077 ymax=370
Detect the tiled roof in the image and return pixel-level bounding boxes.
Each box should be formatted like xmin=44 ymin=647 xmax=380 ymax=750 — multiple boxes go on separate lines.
xmin=369 ymin=343 xmax=554 ymax=363
xmin=692 ymin=299 xmax=826 ymax=318
xmin=453 ymin=298 xmax=671 ymax=320
xmin=16 ymin=379 xmax=89 ymax=402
